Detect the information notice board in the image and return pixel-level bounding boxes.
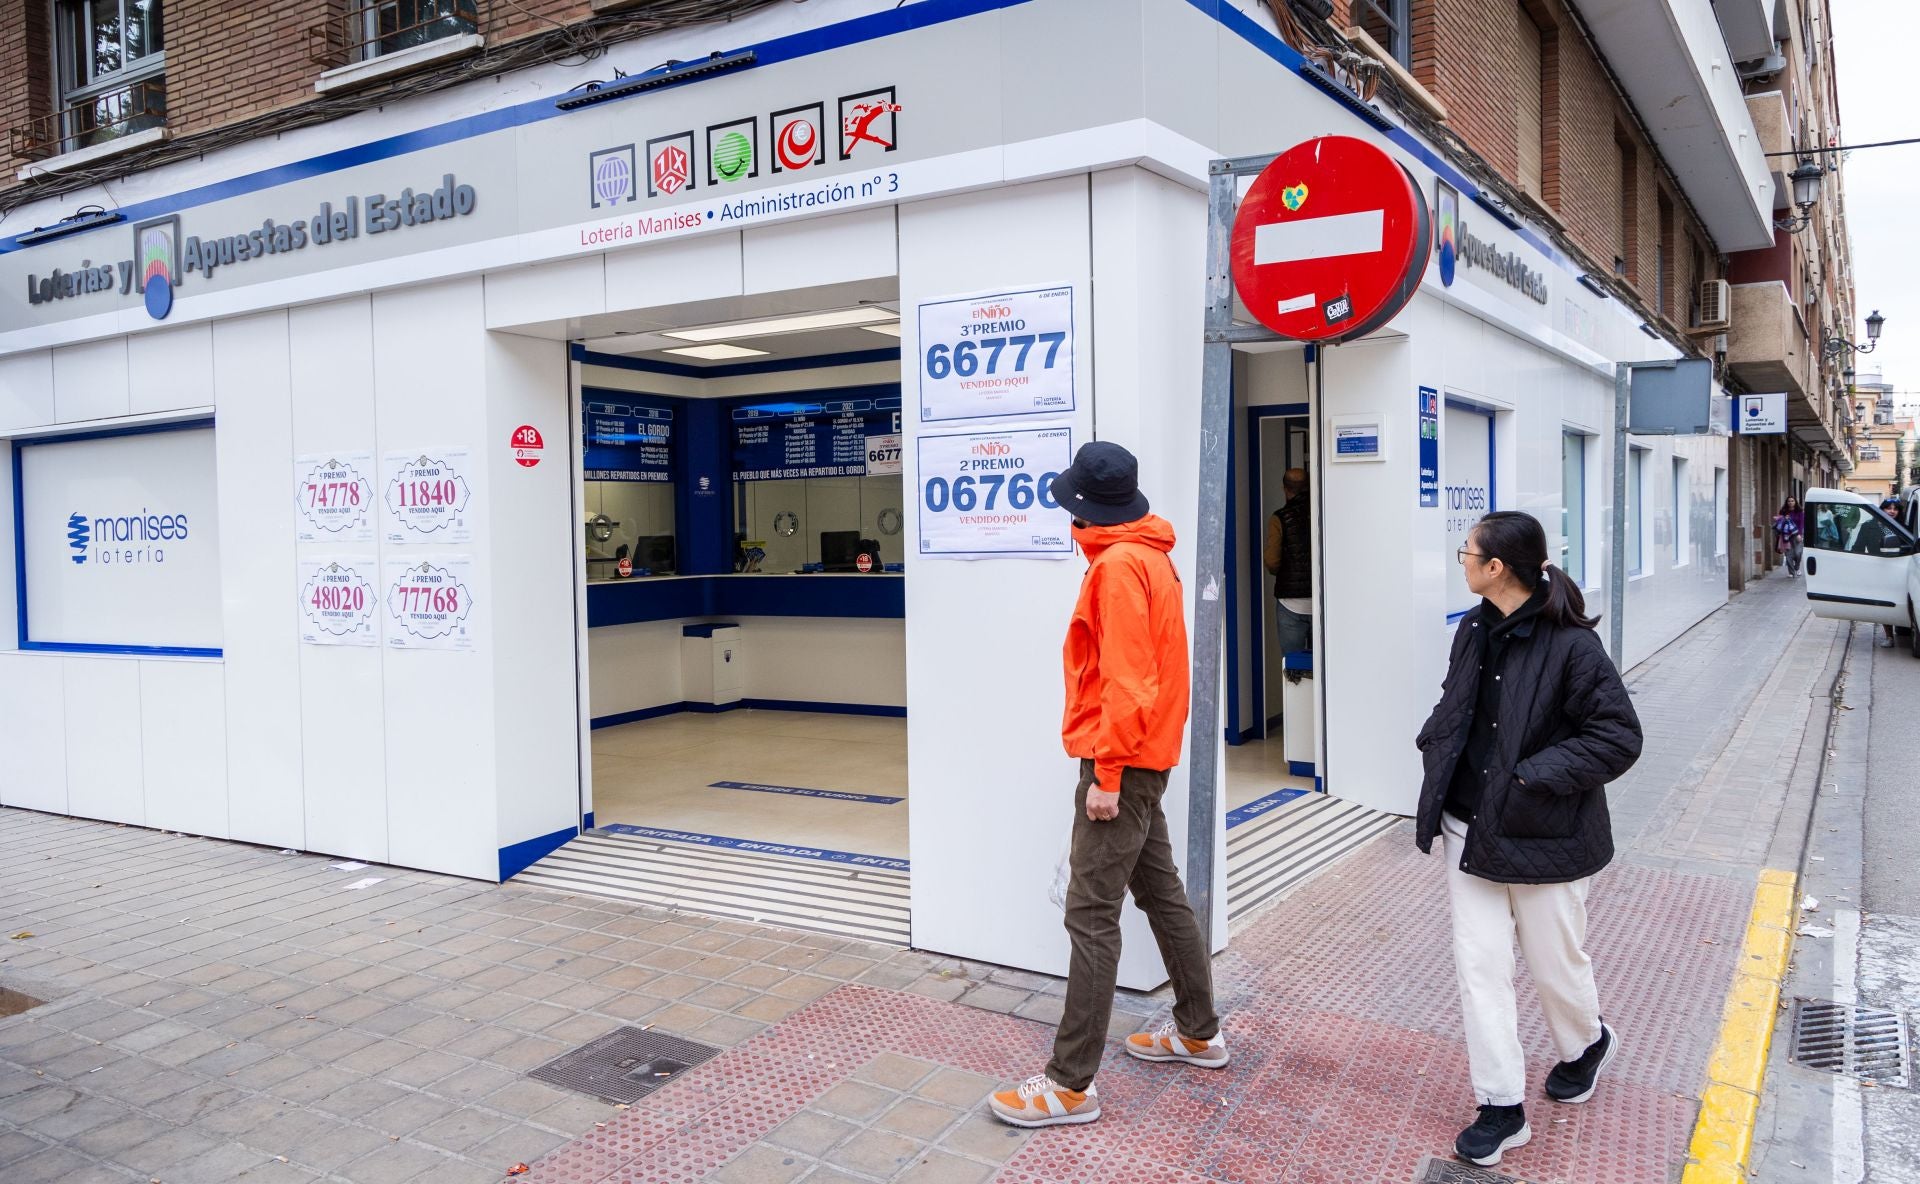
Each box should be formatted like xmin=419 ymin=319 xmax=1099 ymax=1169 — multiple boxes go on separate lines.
xmin=583 ymin=400 xmax=674 ymax=482
xmin=732 ymin=396 xmax=902 ymax=481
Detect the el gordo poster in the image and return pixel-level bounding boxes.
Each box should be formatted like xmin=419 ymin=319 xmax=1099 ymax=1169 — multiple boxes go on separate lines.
xmin=383 ymin=557 xmax=475 ymax=651
xmin=382 ymin=448 xmax=475 ymax=545
xmin=298 ymin=558 xmax=378 ymax=646
xmin=293 ymin=453 xmax=376 ymax=543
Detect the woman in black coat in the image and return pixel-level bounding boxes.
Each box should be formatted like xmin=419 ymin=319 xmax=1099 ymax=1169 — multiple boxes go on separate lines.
xmin=1415 ymin=511 xmax=1643 ymax=1168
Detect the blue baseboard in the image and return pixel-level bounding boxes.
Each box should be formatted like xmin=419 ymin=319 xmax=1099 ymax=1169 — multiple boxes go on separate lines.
xmin=582 ymin=811 xmax=595 ymax=831
xmin=1288 ymin=760 xmax=1316 ymax=778
xmin=498 ymin=823 xmax=579 ymax=881
xmin=591 ymin=699 xmax=905 ymax=728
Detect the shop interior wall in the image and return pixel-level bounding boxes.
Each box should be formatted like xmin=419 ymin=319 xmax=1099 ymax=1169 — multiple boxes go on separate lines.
xmin=1230 ymin=348 xmax=1311 ymax=741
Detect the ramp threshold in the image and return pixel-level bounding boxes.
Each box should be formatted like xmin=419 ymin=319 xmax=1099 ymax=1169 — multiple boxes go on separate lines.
xmin=513 ymin=828 xmax=911 ymax=947
xmin=1227 ymin=792 xmax=1400 ymax=926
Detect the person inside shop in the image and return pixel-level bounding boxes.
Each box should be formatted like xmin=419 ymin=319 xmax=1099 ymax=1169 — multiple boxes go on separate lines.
xmin=987 ymin=441 xmax=1226 ymax=1129
xmin=1264 ymin=467 xmax=1313 ymax=655
xmin=1415 ymin=511 xmax=1644 ymax=1169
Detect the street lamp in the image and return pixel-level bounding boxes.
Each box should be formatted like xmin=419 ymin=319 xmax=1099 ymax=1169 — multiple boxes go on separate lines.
xmin=1775 ymin=159 xmax=1825 ymax=232
xmin=1825 ymin=309 xmax=1887 ymax=358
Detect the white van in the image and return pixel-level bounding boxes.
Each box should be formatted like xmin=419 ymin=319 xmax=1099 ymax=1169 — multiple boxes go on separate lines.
xmin=1802 ymin=487 xmax=1920 ymax=656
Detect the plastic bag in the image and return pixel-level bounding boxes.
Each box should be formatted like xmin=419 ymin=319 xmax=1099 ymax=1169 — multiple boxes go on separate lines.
xmin=1047 ymin=844 xmax=1074 ymax=911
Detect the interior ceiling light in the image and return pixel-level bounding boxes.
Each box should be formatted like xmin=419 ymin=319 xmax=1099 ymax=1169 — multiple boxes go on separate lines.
xmin=663 ymin=307 xmax=898 ymax=342
xmin=663 ymin=343 xmax=771 ymax=360
xmin=861 ymin=322 xmax=903 ymax=337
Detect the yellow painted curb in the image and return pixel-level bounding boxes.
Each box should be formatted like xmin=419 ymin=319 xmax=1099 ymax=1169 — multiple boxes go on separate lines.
xmin=1680 ymin=869 xmax=1797 ymax=1184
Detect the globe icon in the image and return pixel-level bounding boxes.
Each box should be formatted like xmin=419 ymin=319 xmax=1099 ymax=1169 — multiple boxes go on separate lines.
xmin=713 ymin=131 xmax=754 ymax=181
xmin=595 ymin=154 xmax=632 ymax=204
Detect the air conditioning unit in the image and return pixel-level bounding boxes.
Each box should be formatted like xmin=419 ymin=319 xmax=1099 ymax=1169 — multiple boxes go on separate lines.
xmin=1699 ymin=280 xmax=1731 ymax=329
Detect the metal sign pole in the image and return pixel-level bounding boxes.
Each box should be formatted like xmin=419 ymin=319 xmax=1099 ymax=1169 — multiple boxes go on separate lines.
xmin=1185 ymin=160 xmax=1242 ymax=942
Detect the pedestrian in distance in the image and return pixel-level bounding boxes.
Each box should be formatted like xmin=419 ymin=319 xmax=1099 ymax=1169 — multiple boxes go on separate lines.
xmin=1416 ymin=511 xmax=1644 ymax=1168
xmin=988 ymin=441 xmax=1227 ymax=1129
xmin=1774 ymin=496 xmax=1804 ymax=577
xmin=1265 ymin=467 xmax=1314 ymax=656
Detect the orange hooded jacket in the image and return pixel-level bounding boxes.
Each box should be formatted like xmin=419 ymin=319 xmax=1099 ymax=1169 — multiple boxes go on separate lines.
xmin=1061 ymin=515 xmax=1192 ymax=793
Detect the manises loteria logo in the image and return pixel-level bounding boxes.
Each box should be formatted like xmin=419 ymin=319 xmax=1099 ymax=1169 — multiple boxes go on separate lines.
xmin=65 ymin=506 xmax=192 ymax=566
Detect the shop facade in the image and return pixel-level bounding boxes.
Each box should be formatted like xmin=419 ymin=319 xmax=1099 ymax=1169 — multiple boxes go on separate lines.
xmin=0 ymin=0 xmax=1728 ymax=985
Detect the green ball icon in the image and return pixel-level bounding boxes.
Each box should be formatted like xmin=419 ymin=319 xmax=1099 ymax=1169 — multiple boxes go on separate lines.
xmin=714 ymin=132 xmax=753 ymax=181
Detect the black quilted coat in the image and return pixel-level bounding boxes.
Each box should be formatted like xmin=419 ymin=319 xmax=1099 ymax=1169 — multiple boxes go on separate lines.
xmin=1414 ymin=604 xmax=1643 ymax=884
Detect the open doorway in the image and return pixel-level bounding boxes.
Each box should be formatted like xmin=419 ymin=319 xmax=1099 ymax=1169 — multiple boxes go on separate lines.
xmin=515 ymin=284 xmax=913 ymax=946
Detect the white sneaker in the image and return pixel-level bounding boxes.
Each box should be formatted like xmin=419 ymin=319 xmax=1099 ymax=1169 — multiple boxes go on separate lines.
xmin=987 ymin=1074 xmax=1101 ymax=1127
xmin=1124 ymin=1019 xmax=1231 ymax=1068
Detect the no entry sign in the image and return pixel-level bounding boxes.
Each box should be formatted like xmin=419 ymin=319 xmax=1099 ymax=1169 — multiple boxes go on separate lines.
xmin=1230 ymin=136 xmax=1431 ymax=342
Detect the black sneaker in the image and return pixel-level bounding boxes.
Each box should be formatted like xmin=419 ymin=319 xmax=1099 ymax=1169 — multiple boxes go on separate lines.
xmin=1454 ymin=1103 xmax=1530 ymax=1167
xmin=1545 ymin=1022 xmax=1619 ymax=1104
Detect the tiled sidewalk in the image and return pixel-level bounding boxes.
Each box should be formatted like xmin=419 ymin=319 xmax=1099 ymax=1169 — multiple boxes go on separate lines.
xmin=0 ymin=572 xmax=1845 ymax=1183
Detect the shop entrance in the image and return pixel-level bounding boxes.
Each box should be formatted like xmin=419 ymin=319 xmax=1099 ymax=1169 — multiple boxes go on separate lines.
xmin=515 ymin=283 xmax=913 ymax=946
xmin=1222 ymin=350 xmax=1398 ymax=926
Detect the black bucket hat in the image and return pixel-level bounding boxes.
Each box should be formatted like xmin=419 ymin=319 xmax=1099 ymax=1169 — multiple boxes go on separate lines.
xmin=1051 ymin=440 xmax=1150 ymax=526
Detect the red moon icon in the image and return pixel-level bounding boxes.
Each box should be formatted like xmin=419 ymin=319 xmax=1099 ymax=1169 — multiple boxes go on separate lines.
xmin=777 ymin=118 xmax=818 ymax=170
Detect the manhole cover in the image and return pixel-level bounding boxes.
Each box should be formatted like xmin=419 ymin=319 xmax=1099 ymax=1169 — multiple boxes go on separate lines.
xmin=1412 ymin=1155 xmax=1530 ymax=1184
xmin=1788 ymin=998 xmax=1911 ymax=1087
xmin=528 ymin=1027 xmax=720 ymax=1104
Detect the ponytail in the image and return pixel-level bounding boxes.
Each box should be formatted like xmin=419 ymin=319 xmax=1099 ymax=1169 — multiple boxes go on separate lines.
xmin=1471 ymin=510 xmax=1601 ymax=631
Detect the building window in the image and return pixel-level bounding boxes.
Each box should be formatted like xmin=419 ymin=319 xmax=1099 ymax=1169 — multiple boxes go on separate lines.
xmin=1672 ymin=456 xmax=1690 ymax=565
xmin=1689 ymin=239 xmax=1707 ymax=327
xmin=1353 ymin=0 xmax=1411 ymax=67
xmin=344 ymin=0 xmax=481 ymax=63
xmin=50 ymin=0 xmax=165 ymax=155
xmin=1561 ymin=430 xmax=1587 ymax=586
xmin=1656 ymin=192 xmax=1675 ymax=320
xmin=1516 ymin=5 xmax=1545 ymax=200
xmin=1628 ymin=446 xmax=1646 ymax=575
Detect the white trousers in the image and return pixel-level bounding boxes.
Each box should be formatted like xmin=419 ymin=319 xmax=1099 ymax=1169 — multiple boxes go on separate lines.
xmin=1441 ymin=811 xmax=1603 ymax=1106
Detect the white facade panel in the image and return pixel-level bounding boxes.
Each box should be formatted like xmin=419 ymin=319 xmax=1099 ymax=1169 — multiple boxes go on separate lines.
xmin=64 ymin=656 xmax=144 ymax=825
xmin=290 ymin=297 xmax=390 ymax=863
xmin=372 ymin=278 xmax=498 ymax=880
xmin=0 ymin=654 xmax=66 ymax=812
xmin=0 ymin=349 xmax=54 ymax=433
xmin=603 ymin=232 xmax=745 ymax=314
xmin=485 ymin=255 xmax=608 ymax=332
xmin=743 ymin=207 xmax=899 ymax=295
xmin=52 ymin=338 xmax=131 ymax=424
xmin=126 ymin=323 xmax=215 ymax=417
xmin=213 ymin=310 xmax=306 ymax=849
xmin=139 ymin=660 xmax=229 ymax=839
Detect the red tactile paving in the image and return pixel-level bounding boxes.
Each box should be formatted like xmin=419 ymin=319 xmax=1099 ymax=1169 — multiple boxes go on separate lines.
xmin=524 ymin=835 xmax=1750 ymax=1183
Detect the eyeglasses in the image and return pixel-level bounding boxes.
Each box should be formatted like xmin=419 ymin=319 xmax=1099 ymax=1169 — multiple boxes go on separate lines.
xmin=1456 ymin=548 xmax=1488 ymax=566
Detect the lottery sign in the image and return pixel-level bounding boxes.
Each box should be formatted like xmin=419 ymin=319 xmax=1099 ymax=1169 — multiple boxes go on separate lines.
xmin=383 ymin=557 xmax=474 ymax=651
xmin=916 ymin=285 xmax=1076 ymax=423
xmin=293 ymin=453 xmax=375 ymax=543
xmin=916 ymin=425 xmax=1073 ymax=560
xmin=382 ymin=448 xmax=474 ymax=545
xmin=298 ymin=558 xmax=378 ymax=646
xmin=866 ymin=433 xmax=903 ymax=476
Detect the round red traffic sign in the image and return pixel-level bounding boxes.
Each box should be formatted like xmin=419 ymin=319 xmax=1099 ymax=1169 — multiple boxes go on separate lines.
xmin=855 ymin=552 xmax=874 ymax=573
xmin=1230 ymin=136 xmax=1431 ymax=343
xmin=511 ymin=425 xmax=544 ymax=468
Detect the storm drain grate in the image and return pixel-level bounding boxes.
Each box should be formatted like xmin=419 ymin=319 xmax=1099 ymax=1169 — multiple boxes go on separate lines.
xmin=528 ymin=1026 xmax=720 ymax=1105
xmin=1788 ymin=998 xmax=1911 ymax=1087
xmin=1412 ymin=1155 xmax=1531 ymax=1184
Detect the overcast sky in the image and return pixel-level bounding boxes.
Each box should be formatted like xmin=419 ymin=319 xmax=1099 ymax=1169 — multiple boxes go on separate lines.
xmin=1831 ymin=0 xmax=1920 ymax=410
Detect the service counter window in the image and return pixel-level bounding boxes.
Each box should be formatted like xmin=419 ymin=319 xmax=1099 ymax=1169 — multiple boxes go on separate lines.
xmin=583 ymin=396 xmax=677 ymax=577
xmin=731 ymin=396 xmax=904 ymax=574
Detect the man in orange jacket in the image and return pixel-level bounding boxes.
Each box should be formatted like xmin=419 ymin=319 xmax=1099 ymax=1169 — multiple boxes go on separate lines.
xmin=989 ymin=441 xmax=1227 ymax=1128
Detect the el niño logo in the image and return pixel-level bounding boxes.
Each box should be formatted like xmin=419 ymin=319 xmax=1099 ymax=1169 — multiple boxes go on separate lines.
xmin=970 ymin=441 xmax=1012 ymax=457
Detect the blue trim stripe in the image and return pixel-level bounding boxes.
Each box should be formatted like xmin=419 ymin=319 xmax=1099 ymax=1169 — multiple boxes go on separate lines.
xmin=599 ymin=822 xmax=910 ymax=872
xmin=0 ymin=0 xmax=1037 ymax=254
xmin=582 ymin=811 xmax=595 ymax=830
xmin=1286 ymin=760 xmax=1316 ymax=778
xmin=12 ymin=419 xmax=222 ymax=658
xmin=1226 ymin=786 xmax=1309 ymax=830
xmin=572 ymin=344 xmax=902 ymax=380
xmin=709 ymin=781 xmax=903 ymax=806
xmin=499 ymin=823 xmax=581 ymax=880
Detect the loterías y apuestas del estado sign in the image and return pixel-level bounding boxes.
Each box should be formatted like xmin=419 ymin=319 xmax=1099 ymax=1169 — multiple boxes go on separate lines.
xmin=23 ymin=173 xmax=478 ymax=321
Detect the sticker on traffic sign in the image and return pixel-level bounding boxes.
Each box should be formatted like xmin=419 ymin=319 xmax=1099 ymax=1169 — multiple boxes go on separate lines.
xmin=1230 ymin=136 xmax=1431 ymax=343
xmin=511 ymin=425 xmax=544 ymax=468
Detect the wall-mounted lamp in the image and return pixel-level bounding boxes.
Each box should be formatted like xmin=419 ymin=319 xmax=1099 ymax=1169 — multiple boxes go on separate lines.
xmin=1823 ymin=309 xmax=1886 ymax=357
xmin=14 ymin=207 xmax=123 ymax=246
xmin=1576 ymin=274 xmax=1611 ymax=299
xmin=1774 ymin=159 xmax=1826 ymax=233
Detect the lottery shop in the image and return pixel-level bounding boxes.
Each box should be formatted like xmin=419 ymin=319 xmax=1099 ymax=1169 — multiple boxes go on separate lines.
xmin=0 ymin=0 xmax=1730 ymax=986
